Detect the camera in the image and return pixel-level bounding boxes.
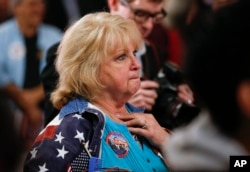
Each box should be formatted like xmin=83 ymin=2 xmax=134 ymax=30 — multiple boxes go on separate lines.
xmin=152 ymin=62 xmax=200 ymax=129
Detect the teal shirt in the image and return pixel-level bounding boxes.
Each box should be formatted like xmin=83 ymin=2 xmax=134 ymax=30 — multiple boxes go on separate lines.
xmin=101 ymin=116 xmax=169 ymax=172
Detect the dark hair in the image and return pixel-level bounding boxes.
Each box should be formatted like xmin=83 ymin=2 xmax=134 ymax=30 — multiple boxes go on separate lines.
xmin=185 ymin=0 xmax=250 ymax=136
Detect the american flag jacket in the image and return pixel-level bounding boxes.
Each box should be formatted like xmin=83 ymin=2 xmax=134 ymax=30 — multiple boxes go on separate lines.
xmin=23 ymin=96 xmax=143 ymax=172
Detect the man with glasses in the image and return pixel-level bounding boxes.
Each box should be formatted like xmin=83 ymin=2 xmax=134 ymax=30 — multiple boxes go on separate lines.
xmin=41 ymin=0 xmax=195 ymax=129
xmin=115 ymin=0 xmax=167 ymax=38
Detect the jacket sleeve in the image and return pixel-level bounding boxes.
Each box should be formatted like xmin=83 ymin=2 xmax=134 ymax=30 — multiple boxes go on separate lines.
xmin=23 ymin=113 xmax=95 ymax=171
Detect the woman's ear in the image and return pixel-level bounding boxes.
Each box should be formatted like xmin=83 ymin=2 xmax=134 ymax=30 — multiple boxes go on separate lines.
xmin=237 ymin=81 xmax=250 ymax=118
xmin=107 ymin=0 xmax=119 ymax=11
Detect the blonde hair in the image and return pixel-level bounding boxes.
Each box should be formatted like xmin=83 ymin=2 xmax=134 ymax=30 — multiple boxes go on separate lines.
xmin=51 ymin=12 xmax=142 ymax=109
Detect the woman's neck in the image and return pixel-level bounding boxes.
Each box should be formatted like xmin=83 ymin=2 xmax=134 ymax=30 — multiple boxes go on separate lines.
xmin=92 ymin=99 xmax=129 ymax=122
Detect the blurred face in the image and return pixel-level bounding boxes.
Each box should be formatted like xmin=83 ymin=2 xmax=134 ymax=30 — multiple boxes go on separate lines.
xmin=99 ymin=43 xmax=141 ymax=101
xmin=14 ymin=0 xmax=45 ymax=27
xmin=110 ymin=0 xmax=165 ymax=38
xmin=114 ymin=138 xmax=120 ymax=145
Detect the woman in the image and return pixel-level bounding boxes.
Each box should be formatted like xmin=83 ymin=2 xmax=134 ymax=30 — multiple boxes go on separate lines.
xmin=24 ymin=12 xmax=169 ymax=171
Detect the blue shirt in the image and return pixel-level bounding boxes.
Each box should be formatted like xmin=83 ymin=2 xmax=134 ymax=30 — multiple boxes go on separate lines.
xmin=0 ymin=18 xmax=62 ymax=88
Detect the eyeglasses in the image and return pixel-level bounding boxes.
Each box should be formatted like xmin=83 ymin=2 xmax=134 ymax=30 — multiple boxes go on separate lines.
xmin=120 ymin=0 xmax=167 ymax=24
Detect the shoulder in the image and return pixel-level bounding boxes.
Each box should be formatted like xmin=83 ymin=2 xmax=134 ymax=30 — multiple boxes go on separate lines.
xmin=24 ymin=114 xmax=90 ymax=171
xmin=0 ymin=19 xmax=18 ymax=34
xmin=0 ymin=19 xmax=15 ymax=28
xmin=0 ymin=20 xmax=23 ymax=47
xmin=166 ymin=112 xmax=247 ymax=171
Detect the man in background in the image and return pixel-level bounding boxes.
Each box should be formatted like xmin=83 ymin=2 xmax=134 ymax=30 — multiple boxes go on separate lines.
xmin=0 ymin=0 xmax=62 ymax=148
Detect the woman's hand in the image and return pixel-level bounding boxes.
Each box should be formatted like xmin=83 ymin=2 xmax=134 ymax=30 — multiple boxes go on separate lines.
xmin=119 ymin=113 xmax=170 ymax=155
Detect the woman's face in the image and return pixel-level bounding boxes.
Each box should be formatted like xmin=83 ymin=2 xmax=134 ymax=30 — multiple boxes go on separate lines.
xmin=99 ymin=43 xmax=141 ymax=101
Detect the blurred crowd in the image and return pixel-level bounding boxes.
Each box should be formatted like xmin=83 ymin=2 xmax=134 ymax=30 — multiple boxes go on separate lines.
xmin=0 ymin=0 xmax=249 ymax=171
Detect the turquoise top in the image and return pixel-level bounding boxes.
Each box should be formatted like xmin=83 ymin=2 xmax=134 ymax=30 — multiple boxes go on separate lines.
xmin=101 ymin=116 xmax=169 ymax=172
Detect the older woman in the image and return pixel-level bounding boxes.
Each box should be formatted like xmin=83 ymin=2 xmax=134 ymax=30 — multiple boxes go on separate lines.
xmin=24 ymin=12 xmax=169 ymax=172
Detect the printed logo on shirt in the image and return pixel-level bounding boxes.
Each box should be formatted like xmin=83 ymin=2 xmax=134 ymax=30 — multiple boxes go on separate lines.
xmin=8 ymin=41 xmax=26 ymax=60
xmin=106 ymin=132 xmax=129 ymax=158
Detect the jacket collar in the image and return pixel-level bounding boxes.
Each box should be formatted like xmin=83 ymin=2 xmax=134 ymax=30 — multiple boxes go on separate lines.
xmin=59 ymin=96 xmax=144 ymax=119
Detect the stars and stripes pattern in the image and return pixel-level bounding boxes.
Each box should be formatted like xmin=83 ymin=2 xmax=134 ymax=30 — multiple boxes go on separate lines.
xmin=24 ymin=113 xmax=100 ymax=172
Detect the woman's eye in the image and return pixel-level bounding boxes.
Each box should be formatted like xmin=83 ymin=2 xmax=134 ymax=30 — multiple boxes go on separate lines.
xmin=116 ymin=54 xmax=127 ymax=61
xmin=115 ymin=50 xmax=137 ymax=61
